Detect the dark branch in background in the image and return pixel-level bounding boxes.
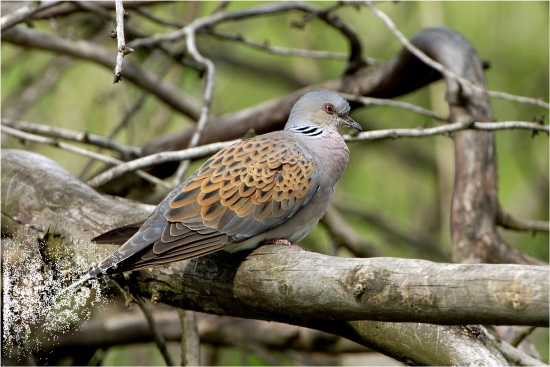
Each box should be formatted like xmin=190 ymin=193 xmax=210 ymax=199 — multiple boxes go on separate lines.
xmin=179 ymin=310 xmax=200 ymax=366
xmin=497 ymin=207 xmax=549 ymax=233
xmin=1 ymin=26 xmax=203 ymax=121
xmin=33 ymin=312 xmax=370 ymax=364
xmin=322 ymin=205 xmax=381 ymax=258
xmin=393 ymin=27 xmax=545 ymax=265
xmin=336 ymin=200 xmax=448 ymax=261
xmin=364 ymin=1 xmax=550 ymax=110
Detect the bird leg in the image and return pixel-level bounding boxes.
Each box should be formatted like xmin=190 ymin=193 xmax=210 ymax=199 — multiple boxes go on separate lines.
xmin=261 ymin=238 xmax=306 ymax=251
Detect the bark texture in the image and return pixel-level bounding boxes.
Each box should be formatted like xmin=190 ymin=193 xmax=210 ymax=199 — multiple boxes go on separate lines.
xmin=3 ymin=149 xmax=545 ymax=365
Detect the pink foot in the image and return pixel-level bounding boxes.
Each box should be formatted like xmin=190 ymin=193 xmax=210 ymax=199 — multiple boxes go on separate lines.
xmin=261 ymin=238 xmax=306 ymax=251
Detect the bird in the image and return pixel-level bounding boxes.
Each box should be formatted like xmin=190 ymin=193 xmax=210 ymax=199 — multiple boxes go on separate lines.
xmin=70 ymin=90 xmax=361 ymax=288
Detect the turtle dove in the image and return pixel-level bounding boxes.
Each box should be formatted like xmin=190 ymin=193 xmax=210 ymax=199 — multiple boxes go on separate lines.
xmin=85 ymin=90 xmax=361 ymax=279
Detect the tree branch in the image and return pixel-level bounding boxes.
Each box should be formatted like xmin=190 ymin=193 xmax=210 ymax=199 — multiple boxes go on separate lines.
xmin=0 ymin=1 xmax=63 ymax=31
xmin=1 ymin=125 xmax=170 ymax=191
xmin=364 ymin=1 xmax=550 ymax=110
xmin=113 ymin=0 xmax=133 ymax=83
xmin=1 ymin=26 xmax=203 ymax=121
xmin=34 ymin=311 xmax=371 ymax=364
xmin=497 ymin=206 xmax=549 ymax=233
xmin=82 ymin=120 xmax=548 ymax=189
xmin=2 ymin=149 xmax=546 ymax=365
xmin=1 ymin=118 xmax=141 ymax=157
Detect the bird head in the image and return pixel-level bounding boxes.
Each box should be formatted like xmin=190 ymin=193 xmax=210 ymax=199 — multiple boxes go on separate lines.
xmin=286 ymin=90 xmax=362 ymax=133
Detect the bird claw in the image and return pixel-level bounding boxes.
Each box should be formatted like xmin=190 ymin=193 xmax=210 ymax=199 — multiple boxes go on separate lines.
xmin=261 ymin=238 xmax=305 ymax=251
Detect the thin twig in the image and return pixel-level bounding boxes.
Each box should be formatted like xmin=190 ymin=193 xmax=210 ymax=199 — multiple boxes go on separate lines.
xmin=87 ymin=140 xmax=239 ymax=188
xmin=497 ymin=207 xmax=549 ymax=233
xmin=85 ymin=119 xmax=548 ymax=188
xmin=206 ymin=31 xmax=349 ymax=60
xmin=480 ymin=326 xmax=546 ymax=366
xmin=510 ymin=326 xmax=537 ymax=347
xmin=1 ymin=1 xmax=62 ymax=31
xmin=1 ymin=118 xmax=141 ymax=156
xmin=364 ymin=1 xmax=550 ymax=110
xmin=111 ymin=279 xmax=176 ymax=366
xmin=322 ymin=205 xmax=381 ymax=258
xmin=342 ymin=93 xmax=448 ymax=121
xmin=173 ymin=22 xmax=216 ymax=185
xmin=487 ymin=90 xmax=550 ymax=110
xmin=1 ymin=125 xmax=170 ymax=190
xmin=113 ymin=0 xmax=133 ymax=83
xmin=133 ymin=6 xmax=185 ymax=28
xmin=345 ymin=120 xmax=550 ymax=142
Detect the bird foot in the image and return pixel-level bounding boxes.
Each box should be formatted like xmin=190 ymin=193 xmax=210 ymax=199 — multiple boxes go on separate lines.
xmin=261 ymin=238 xmax=305 ymax=251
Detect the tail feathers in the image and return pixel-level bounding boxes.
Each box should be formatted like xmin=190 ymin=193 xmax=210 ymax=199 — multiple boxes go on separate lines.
xmin=92 ymin=220 xmax=145 ymax=245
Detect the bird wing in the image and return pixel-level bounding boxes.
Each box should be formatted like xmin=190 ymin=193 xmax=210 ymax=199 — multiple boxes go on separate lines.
xmin=98 ymin=133 xmax=320 ymax=272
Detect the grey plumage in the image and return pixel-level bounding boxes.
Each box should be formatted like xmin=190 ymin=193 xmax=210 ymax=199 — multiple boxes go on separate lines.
xmin=88 ymin=90 xmax=361 ymax=278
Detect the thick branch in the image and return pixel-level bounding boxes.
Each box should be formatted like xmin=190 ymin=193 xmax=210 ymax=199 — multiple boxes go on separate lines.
xmin=2 ymin=149 xmax=544 ymax=365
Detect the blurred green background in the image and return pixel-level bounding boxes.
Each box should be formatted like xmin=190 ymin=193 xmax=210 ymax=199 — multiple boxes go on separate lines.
xmin=2 ymin=1 xmax=548 ymax=365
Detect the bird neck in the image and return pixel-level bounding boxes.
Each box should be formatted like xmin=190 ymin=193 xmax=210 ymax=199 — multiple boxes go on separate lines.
xmin=287 ymin=124 xmax=325 ymax=139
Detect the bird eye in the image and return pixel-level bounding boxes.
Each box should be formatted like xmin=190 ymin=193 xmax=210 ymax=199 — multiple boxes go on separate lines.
xmin=323 ymin=103 xmax=335 ymax=115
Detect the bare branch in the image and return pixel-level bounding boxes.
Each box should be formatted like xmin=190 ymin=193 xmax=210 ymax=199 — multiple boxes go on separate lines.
xmin=86 ymin=140 xmax=239 ymax=188
xmin=111 ymin=280 xmax=176 ymax=366
xmin=1 ymin=125 xmax=170 ymax=190
xmin=2 ymin=26 xmax=203 ymax=121
xmin=1 ymin=1 xmax=63 ymax=31
xmin=364 ymin=1 xmax=550 ymax=110
xmin=35 ymin=312 xmax=370 ymax=359
xmin=342 ymin=93 xmax=448 ymax=121
xmin=481 ymin=327 xmax=546 ymax=366
xmin=173 ymin=19 xmax=217 ymax=185
xmin=497 ymin=207 xmax=550 ymax=233
xmin=179 ymin=310 xmax=200 ymax=366
xmin=113 ymin=0 xmax=133 ymax=83
xmin=345 ymin=120 xmax=550 ymax=142
xmin=206 ymin=31 xmax=349 ymax=60
xmin=1 ymin=118 xmax=141 ymax=157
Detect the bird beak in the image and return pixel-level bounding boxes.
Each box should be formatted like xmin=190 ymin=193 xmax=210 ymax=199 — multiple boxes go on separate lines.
xmin=341 ymin=114 xmax=362 ymax=132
